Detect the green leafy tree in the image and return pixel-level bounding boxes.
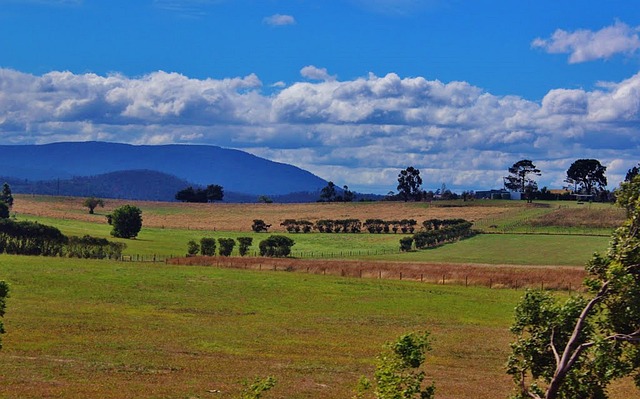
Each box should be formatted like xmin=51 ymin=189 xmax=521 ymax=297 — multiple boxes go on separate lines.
xmin=397 ymin=167 xmax=423 ymax=202
xmin=0 ymin=183 xmax=13 ymax=208
xmin=205 ymin=184 xmax=224 ymax=202
xmin=320 ymin=181 xmax=337 ymax=202
xmin=200 ymin=237 xmax=217 ymax=256
xmin=0 ymin=202 xmax=8 ymax=219
xmin=251 ymin=219 xmax=271 ymax=233
xmin=218 ymin=238 xmax=236 ymax=257
xmin=342 ymin=185 xmax=355 ymax=202
xmin=0 ymin=280 xmax=8 ymax=349
xmin=504 ymin=160 xmax=541 ymax=203
xmin=82 ymin=197 xmax=105 ymax=214
xmin=187 ymin=240 xmax=200 ymax=256
xmin=237 ymin=237 xmax=253 ymax=256
xmin=507 ymin=176 xmax=640 ymax=399
xmin=355 ymin=331 xmax=435 ymax=399
xmin=107 ymin=205 xmax=142 ymax=239
xmin=257 ymin=195 xmax=273 ymax=204
xmin=625 ymin=163 xmax=639 ymax=182
xmin=565 ymin=159 xmax=607 ymax=196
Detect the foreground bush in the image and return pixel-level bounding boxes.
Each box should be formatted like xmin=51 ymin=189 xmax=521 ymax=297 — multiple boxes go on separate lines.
xmin=355 ymin=331 xmax=435 ymax=399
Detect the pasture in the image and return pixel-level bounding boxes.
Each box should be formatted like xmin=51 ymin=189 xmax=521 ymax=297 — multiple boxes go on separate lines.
xmin=1 ymin=195 xmax=636 ymax=398
xmin=0 ymin=255 xmax=533 ymax=398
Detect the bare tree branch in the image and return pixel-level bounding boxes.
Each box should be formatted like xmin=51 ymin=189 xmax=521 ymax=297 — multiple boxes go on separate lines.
xmin=550 ymin=328 xmax=560 ymax=366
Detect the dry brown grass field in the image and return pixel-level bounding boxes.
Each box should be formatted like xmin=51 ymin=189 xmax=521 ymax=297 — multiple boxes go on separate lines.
xmin=13 ymin=195 xmax=518 ymax=232
xmin=170 ymin=256 xmax=587 ymax=291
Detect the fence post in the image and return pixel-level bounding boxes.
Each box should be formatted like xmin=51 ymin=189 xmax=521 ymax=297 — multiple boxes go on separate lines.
xmin=442 ymin=275 xmax=445 ymax=285
xmin=489 ymin=278 xmax=492 ymax=289
xmin=465 ymin=276 xmax=468 ymax=287
xmin=400 ymin=272 xmax=402 ymax=280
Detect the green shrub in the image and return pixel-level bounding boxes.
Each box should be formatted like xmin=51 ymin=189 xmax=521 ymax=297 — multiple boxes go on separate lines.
xmin=66 ymin=235 xmax=126 ymax=259
xmin=252 ymin=219 xmax=271 ymax=233
xmin=200 ymin=237 xmax=216 ymax=256
xmin=237 ymin=237 xmax=253 ymax=256
xmin=399 ymin=237 xmax=413 ymax=252
xmin=218 ymin=238 xmax=236 ymax=257
xmin=187 ymin=240 xmax=200 ymax=256
xmin=259 ymin=235 xmax=295 ymax=257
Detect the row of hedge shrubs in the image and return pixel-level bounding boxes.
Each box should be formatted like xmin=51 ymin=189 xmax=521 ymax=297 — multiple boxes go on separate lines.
xmin=187 ymin=235 xmax=295 ymax=258
xmin=0 ymin=219 xmax=126 ymax=259
xmin=187 ymin=237 xmax=254 ymax=257
xmin=261 ymin=218 xmax=421 ymax=234
xmin=401 ymin=219 xmax=475 ymax=251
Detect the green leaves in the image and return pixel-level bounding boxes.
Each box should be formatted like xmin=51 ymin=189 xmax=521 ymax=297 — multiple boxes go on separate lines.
xmin=356 ymin=331 xmax=435 ymax=399
xmin=507 ymin=176 xmax=640 ymax=399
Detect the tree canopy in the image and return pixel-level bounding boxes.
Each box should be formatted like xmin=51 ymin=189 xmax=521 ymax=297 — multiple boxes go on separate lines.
xmin=507 ymin=175 xmax=640 ymax=399
xmin=107 ymin=205 xmax=142 ymax=239
xmin=397 ymin=167 xmax=423 ymax=202
xmin=504 ymin=159 xmax=541 ymax=203
xmin=565 ymin=159 xmax=607 ymax=196
xmin=82 ymin=197 xmax=105 ymax=214
xmin=626 ymin=163 xmax=639 ymax=182
xmin=0 ymin=183 xmax=13 ymax=208
xmin=175 ymin=185 xmax=224 ymax=203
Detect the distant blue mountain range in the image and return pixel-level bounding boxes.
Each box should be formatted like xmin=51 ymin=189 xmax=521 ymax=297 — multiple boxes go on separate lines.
xmin=0 ymin=141 xmax=328 ymax=198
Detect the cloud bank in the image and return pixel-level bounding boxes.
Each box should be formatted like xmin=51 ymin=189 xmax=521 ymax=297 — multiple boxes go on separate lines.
xmin=533 ymin=21 xmax=640 ymax=63
xmin=0 ymin=66 xmax=638 ymax=193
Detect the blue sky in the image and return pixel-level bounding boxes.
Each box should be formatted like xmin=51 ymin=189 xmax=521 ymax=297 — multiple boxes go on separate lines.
xmin=0 ymin=0 xmax=639 ymax=193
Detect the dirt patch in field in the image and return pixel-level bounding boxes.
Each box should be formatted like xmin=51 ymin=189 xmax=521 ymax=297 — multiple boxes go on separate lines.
xmin=168 ymin=256 xmax=586 ymax=291
xmin=13 ymin=195 xmax=515 ymax=232
xmin=528 ymin=207 xmax=625 ymax=228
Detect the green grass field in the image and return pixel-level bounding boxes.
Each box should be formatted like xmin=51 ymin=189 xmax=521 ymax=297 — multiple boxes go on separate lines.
xmin=20 ymin=214 xmax=610 ymax=266
xmin=1 ymin=197 xmax=637 ymax=398
xmin=0 ymin=255 xmax=524 ymax=399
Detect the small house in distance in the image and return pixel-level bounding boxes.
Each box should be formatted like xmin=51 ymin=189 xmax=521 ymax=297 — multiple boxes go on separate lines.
xmin=474 ymin=189 xmax=513 ymax=200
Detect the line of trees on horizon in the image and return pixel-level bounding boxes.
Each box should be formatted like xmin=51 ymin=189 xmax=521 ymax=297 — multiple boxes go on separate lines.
xmin=387 ymin=159 xmax=640 ymax=203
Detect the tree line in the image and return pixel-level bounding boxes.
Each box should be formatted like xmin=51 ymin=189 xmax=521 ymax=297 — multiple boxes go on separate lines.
xmin=0 ymin=219 xmax=125 ymax=259
xmin=186 ymin=235 xmax=295 ymax=258
xmin=389 ymin=159 xmax=640 ymax=203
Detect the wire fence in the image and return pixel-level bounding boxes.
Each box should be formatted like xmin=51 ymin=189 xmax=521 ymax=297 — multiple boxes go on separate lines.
xmin=165 ymin=256 xmax=585 ymax=292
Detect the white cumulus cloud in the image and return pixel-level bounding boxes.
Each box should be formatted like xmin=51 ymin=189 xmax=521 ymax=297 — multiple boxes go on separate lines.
xmin=532 ymin=21 xmax=640 ymax=63
xmin=1 ymin=67 xmax=639 ymax=193
xmin=300 ymin=65 xmax=336 ymax=82
xmin=263 ymin=14 xmax=296 ymax=26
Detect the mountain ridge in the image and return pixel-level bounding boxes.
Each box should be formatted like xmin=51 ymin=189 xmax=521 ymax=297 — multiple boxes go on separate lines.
xmin=0 ymin=141 xmax=328 ymax=196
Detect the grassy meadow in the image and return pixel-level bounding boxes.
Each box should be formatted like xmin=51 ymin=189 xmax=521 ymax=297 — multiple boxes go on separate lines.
xmin=0 ymin=195 xmax=636 ymax=398
xmin=0 ymin=255 xmax=526 ymax=399
xmin=12 ymin=195 xmax=617 ymax=265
